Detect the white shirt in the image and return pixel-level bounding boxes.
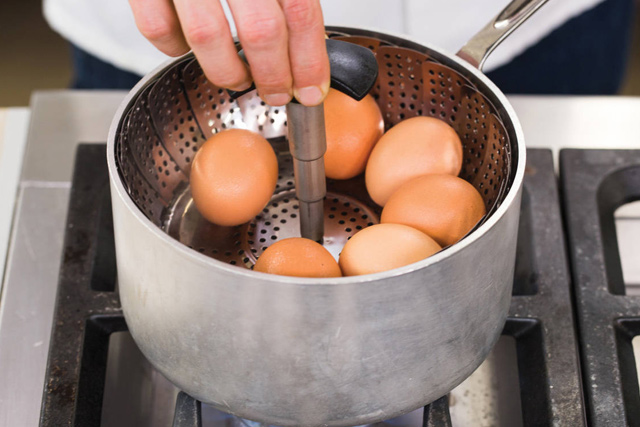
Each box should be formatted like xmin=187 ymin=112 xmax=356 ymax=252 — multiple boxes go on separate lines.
xmin=44 ymin=0 xmax=606 ymax=76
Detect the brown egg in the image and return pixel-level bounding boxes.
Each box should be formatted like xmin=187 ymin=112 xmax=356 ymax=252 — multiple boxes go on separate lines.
xmin=254 ymin=238 xmax=342 ymax=278
xmin=324 ymin=89 xmax=384 ymax=180
xmin=190 ymin=129 xmax=278 ymax=226
xmin=381 ymin=174 xmax=485 ymax=247
xmin=339 ymin=224 xmax=441 ymax=276
xmin=365 ymin=116 xmax=463 ymax=206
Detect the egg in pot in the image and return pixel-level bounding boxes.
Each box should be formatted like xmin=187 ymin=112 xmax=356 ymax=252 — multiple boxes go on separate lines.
xmin=254 ymin=238 xmax=342 ymax=278
xmin=339 ymin=224 xmax=441 ymax=276
xmin=323 ymin=89 xmax=384 ymax=180
xmin=365 ymin=116 xmax=463 ymax=206
xmin=381 ymin=174 xmax=486 ymax=247
xmin=190 ymin=129 xmax=278 ymax=227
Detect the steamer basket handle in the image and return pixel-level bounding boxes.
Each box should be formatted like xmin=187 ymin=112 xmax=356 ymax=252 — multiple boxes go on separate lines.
xmin=457 ymin=0 xmax=549 ymax=70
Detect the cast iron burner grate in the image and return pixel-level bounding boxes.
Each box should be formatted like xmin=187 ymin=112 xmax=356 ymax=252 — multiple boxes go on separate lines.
xmin=561 ymin=149 xmax=640 ymax=426
xmin=40 ymin=145 xmax=584 ymax=426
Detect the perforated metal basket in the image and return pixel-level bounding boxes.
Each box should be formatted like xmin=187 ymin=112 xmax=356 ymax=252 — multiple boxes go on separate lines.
xmin=115 ymin=29 xmax=514 ymax=267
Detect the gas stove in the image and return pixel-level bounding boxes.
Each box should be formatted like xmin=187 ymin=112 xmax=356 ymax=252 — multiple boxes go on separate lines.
xmin=561 ymin=149 xmax=640 ymax=426
xmin=2 ymin=93 xmax=640 ymax=427
xmin=40 ymin=144 xmax=583 ymax=427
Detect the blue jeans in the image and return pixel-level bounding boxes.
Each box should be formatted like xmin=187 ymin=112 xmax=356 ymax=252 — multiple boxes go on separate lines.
xmin=71 ymin=47 xmax=143 ymax=90
xmin=71 ymin=0 xmax=635 ymax=94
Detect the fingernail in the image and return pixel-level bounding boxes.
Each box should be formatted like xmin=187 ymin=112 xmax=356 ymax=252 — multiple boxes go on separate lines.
xmin=263 ymin=93 xmax=292 ymax=106
xmin=295 ymin=86 xmax=324 ymax=106
xmin=229 ymin=80 xmax=253 ymax=92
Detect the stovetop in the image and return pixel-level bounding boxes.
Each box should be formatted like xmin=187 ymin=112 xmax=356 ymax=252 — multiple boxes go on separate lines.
xmin=561 ymin=149 xmax=640 ymax=426
xmin=39 ymin=145 xmax=585 ymax=426
xmin=3 ymin=93 xmax=640 ymax=427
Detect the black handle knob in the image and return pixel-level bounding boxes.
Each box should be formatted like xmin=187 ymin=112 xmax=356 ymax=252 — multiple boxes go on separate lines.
xmin=226 ymin=38 xmax=378 ymax=101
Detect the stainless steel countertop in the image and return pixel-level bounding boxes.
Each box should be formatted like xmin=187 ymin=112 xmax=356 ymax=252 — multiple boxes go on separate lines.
xmin=1 ymin=91 xmax=640 ymax=427
xmin=0 ymin=91 xmax=125 ymax=427
xmin=20 ymin=91 xmax=126 ymax=183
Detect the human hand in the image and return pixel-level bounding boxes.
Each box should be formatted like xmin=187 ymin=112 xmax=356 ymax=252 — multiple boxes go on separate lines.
xmin=129 ymin=0 xmax=330 ymax=106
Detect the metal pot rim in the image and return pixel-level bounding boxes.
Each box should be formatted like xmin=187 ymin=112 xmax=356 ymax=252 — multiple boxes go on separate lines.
xmin=106 ymin=25 xmax=526 ymax=286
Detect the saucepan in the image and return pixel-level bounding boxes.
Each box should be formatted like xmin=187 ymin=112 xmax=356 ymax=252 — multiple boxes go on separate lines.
xmin=107 ymin=0 xmax=546 ymax=425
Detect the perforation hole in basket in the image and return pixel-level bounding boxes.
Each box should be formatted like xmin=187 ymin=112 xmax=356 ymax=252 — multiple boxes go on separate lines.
xmin=453 ymin=88 xmax=506 ymax=212
xmin=182 ymin=59 xmax=288 ymax=140
xmin=126 ymin=88 xmax=188 ymax=202
xmin=275 ymin=151 xmax=296 ymax=192
xmin=242 ymin=191 xmax=379 ymax=263
xmin=187 ymin=226 xmax=247 ymax=266
xmin=376 ymin=46 xmax=430 ymax=128
xmin=421 ymin=61 xmax=470 ymax=125
xmin=117 ymin=111 xmax=166 ymax=222
xmin=116 ymin=108 xmax=131 ymax=180
xmin=148 ymin=58 xmax=206 ymax=175
xmin=236 ymin=94 xmax=288 ymax=139
xmin=481 ymin=114 xmax=510 ymax=209
xmin=182 ymin=59 xmax=244 ymax=138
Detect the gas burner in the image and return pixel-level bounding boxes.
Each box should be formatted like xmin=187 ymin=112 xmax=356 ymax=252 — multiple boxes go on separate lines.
xmin=561 ymin=149 xmax=640 ymax=426
xmin=40 ymin=145 xmax=583 ymax=426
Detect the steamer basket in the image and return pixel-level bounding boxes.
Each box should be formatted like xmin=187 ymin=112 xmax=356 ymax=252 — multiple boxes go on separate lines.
xmin=107 ymin=23 xmax=529 ymax=427
xmin=115 ymin=30 xmax=514 ymax=265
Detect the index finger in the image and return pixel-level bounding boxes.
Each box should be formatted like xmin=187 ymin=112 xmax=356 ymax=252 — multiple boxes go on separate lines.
xmin=279 ymin=0 xmax=329 ymax=106
xmin=129 ymin=0 xmax=189 ymax=56
xmin=229 ymin=0 xmax=293 ymax=106
xmin=174 ymin=0 xmax=252 ymax=91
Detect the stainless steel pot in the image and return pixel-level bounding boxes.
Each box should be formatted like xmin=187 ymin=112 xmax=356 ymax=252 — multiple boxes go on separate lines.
xmin=107 ymin=1 xmax=545 ymax=425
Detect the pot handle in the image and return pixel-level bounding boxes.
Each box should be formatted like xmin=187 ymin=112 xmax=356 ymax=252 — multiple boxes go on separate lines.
xmin=456 ymin=0 xmax=549 ymax=70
